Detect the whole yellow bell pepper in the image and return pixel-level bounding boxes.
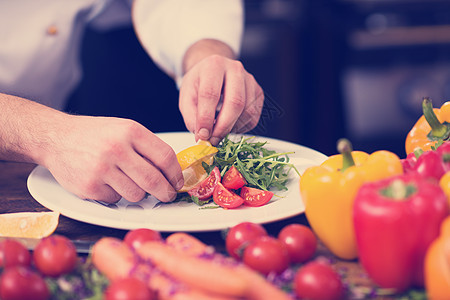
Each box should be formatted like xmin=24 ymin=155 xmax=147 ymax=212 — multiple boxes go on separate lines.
xmin=300 ymin=139 xmax=403 ymax=260
xmin=425 ymin=216 xmax=450 ymax=300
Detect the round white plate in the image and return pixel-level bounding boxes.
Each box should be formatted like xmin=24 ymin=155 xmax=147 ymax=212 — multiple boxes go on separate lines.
xmin=27 ymin=132 xmax=327 ymax=232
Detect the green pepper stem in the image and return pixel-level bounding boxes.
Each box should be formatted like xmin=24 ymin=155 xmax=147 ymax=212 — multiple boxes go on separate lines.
xmin=337 ymin=138 xmax=355 ymax=172
xmin=423 ymin=97 xmax=449 ymax=138
xmin=380 ymin=179 xmax=416 ymax=200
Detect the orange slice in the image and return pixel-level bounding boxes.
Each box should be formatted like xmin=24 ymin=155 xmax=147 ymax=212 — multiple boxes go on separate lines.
xmin=176 ymin=141 xmax=218 ymax=192
xmin=0 ymin=211 xmax=60 ymax=238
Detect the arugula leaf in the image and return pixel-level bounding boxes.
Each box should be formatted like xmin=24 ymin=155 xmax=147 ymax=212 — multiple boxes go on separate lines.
xmin=208 ymin=135 xmax=299 ymax=191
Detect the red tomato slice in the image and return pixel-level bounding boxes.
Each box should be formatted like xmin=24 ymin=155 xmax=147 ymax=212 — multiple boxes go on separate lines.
xmin=222 ymin=166 xmax=247 ymax=190
xmin=240 ymin=186 xmax=274 ymax=207
xmin=188 ymin=167 xmax=221 ymax=200
xmin=213 ymin=182 xmax=244 ymax=209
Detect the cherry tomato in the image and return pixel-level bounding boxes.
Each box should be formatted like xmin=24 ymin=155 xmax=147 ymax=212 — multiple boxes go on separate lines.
xmin=278 ymin=224 xmax=317 ymax=264
xmin=294 ymin=260 xmax=345 ymax=300
xmin=104 ymin=277 xmax=154 ymax=300
xmin=242 ymin=236 xmax=289 ymax=275
xmin=124 ymin=228 xmax=163 ymax=251
xmin=0 ymin=266 xmax=49 ymax=300
xmin=226 ymin=222 xmax=268 ymax=260
xmin=213 ymin=182 xmax=244 ymax=209
xmin=188 ymin=167 xmax=221 ymax=200
xmin=240 ymin=186 xmax=273 ymax=207
xmin=222 ymin=166 xmax=247 ymax=190
xmin=0 ymin=239 xmax=31 ymax=268
xmin=33 ymin=235 xmax=77 ymax=277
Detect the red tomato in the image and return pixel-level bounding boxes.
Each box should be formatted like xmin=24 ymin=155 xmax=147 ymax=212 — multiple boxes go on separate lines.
xmin=213 ymin=182 xmax=244 ymax=209
xmin=124 ymin=228 xmax=163 ymax=251
xmin=104 ymin=277 xmax=154 ymax=300
xmin=278 ymin=224 xmax=317 ymax=264
xmin=0 ymin=266 xmax=49 ymax=300
xmin=226 ymin=222 xmax=268 ymax=260
xmin=188 ymin=167 xmax=221 ymax=200
xmin=0 ymin=239 xmax=31 ymax=268
xmin=294 ymin=260 xmax=345 ymax=300
xmin=222 ymin=166 xmax=247 ymax=190
xmin=240 ymin=186 xmax=273 ymax=207
xmin=33 ymin=235 xmax=77 ymax=277
xmin=242 ymin=236 xmax=289 ymax=275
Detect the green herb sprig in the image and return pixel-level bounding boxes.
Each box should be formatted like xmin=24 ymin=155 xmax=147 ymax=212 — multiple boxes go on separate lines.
xmin=204 ymin=135 xmax=299 ymax=191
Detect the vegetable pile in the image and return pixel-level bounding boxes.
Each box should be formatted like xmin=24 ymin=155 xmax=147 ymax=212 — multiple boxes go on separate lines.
xmin=177 ymin=135 xmax=299 ymax=209
xmin=300 ymin=97 xmax=450 ymax=299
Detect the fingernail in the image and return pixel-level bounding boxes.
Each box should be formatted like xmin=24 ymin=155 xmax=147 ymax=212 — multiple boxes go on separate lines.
xmin=175 ymin=177 xmax=184 ymax=191
xmin=210 ymin=137 xmax=221 ymax=146
xmin=167 ymin=189 xmax=178 ymax=202
xmin=197 ymin=128 xmax=210 ymax=140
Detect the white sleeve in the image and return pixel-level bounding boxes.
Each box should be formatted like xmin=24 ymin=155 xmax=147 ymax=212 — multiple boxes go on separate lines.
xmin=132 ymin=0 xmax=243 ymax=82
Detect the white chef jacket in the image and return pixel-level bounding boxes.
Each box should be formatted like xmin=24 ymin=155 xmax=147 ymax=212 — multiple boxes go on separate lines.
xmin=0 ymin=0 xmax=243 ymax=110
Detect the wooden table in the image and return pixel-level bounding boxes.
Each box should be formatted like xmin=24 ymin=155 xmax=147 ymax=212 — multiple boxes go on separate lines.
xmin=0 ymin=161 xmax=423 ymax=299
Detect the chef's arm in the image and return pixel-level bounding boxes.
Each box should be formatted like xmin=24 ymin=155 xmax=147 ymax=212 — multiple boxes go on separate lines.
xmin=0 ymin=92 xmax=65 ymax=163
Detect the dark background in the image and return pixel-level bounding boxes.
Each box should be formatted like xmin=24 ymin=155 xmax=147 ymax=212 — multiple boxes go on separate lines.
xmin=66 ymin=0 xmax=450 ymax=157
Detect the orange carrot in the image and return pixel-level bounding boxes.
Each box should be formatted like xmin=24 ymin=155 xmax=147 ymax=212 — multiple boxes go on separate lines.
xmin=92 ymin=237 xmax=236 ymax=300
xmin=137 ymin=240 xmax=291 ymax=300
xmin=163 ymin=233 xmax=292 ymax=300
xmin=137 ymin=241 xmax=248 ymax=297
xmin=165 ymin=232 xmax=212 ymax=256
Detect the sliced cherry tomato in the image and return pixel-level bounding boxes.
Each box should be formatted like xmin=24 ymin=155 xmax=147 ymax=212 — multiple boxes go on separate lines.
xmin=226 ymin=222 xmax=268 ymax=260
xmin=124 ymin=228 xmax=163 ymax=251
xmin=213 ymin=182 xmax=244 ymax=209
xmin=33 ymin=235 xmax=78 ymax=277
xmin=240 ymin=186 xmax=273 ymax=207
xmin=222 ymin=166 xmax=247 ymax=190
xmin=294 ymin=260 xmax=345 ymax=300
xmin=105 ymin=277 xmax=154 ymax=300
xmin=0 ymin=239 xmax=31 ymax=268
xmin=278 ymin=224 xmax=317 ymax=264
xmin=242 ymin=236 xmax=290 ymax=275
xmin=0 ymin=266 xmax=49 ymax=300
xmin=188 ymin=167 xmax=221 ymax=200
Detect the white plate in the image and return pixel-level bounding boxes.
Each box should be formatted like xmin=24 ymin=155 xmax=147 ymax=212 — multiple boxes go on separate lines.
xmin=27 ymin=132 xmax=327 ymax=232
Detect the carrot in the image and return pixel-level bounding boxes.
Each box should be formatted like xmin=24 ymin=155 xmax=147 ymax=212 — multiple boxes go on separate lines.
xmin=165 ymin=232 xmax=211 ymax=256
xmin=137 ymin=240 xmax=291 ymax=300
xmin=137 ymin=241 xmax=248 ymax=297
xmin=91 ymin=237 xmax=142 ymax=281
xmin=164 ymin=233 xmax=292 ymax=300
xmin=92 ymin=237 xmax=237 ymax=300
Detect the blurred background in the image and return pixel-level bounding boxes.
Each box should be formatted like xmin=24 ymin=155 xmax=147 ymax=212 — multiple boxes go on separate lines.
xmin=66 ymin=0 xmax=450 ymax=157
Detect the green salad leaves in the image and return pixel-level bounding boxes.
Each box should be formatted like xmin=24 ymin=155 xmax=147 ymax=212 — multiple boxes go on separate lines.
xmin=204 ymin=135 xmax=299 ymax=191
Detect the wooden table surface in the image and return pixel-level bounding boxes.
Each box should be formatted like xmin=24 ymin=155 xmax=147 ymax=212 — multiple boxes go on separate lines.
xmin=0 ymin=160 xmax=424 ymax=299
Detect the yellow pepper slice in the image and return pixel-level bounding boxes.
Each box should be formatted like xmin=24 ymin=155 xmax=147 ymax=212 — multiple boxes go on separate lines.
xmin=300 ymin=140 xmax=403 ymax=260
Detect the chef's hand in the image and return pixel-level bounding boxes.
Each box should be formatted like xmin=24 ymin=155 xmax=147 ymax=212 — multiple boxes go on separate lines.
xmin=179 ymin=39 xmax=264 ymax=145
xmin=44 ymin=115 xmax=184 ymax=203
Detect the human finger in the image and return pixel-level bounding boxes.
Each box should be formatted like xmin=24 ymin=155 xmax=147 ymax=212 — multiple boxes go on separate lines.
xmin=132 ymin=130 xmax=184 ymax=194
xmin=209 ymin=62 xmax=246 ymax=144
xmin=103 ymin=165 xmax=147 ymax=202
xmin=179 ymin=77 xmax=198 ymax=134
xmin=76 ymin=182 xmax=122 ymax=204
xmin=117 ymin=152 xmax=178 ymax=202
xmin=194 ymin=63 xmax=225 ymax=141
xmin=231 ymin=74 xmax=264 ymax=133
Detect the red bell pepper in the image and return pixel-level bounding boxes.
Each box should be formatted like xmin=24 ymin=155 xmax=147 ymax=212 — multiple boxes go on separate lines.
xmin=353 ymin=173 xmax=449 ymax=293
xmin=402 ymin=140 xmax=450 ymax=181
